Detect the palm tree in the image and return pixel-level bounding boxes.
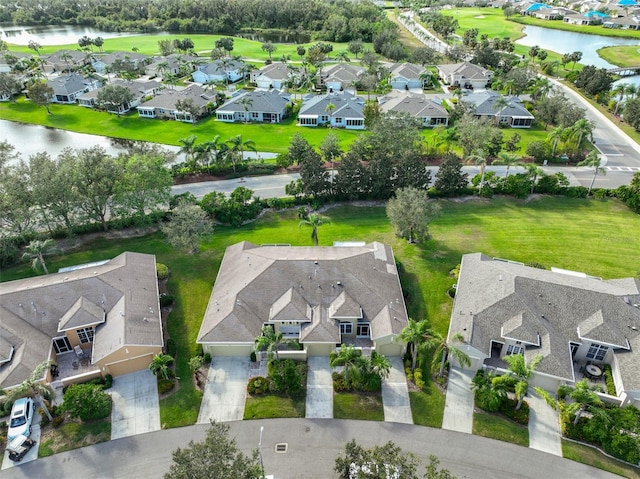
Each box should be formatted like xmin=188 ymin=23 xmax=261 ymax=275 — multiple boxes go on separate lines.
xmin=471 ymin=369 xmax=507 ymax=412
xmin=329 ymin=345 xmax=364 ymax=389
xmin=419 ymin=71 xmax=433 ymax=89
xmin=325 ymin=102 xmax=336 ymax=128
xmin=149 ymin=353 xmax=174 ymax=380
xmin=493 ymin=95 xmax=510 ymax=126
xmin=570 ymin=118 xmax=595 ymax=150
xmin=298 ymin=213 xmax=330 ymax=246
xmin=522 ymin=163 xmax=545 ymax=194
xmin=625 ymin=83 xmax=638 ymax=100
xmin=436 ymin=126 xmax=458 ymax=153
xmin=4 ymin=361 xmax=54 ymax=420
xmin=22 ymin=238 xmax=59 ymax=274
xmin=367 ymin=351 xmax=392 ymax=380
xmin=612 ymin=83 xmax=627 ymax=116
xmin=547 ymin=126 xmax=566 ymax=157
xmin=334 ymin=51 xmax=350 ymax=63
xmin=577 ymin=151 xmax=606 ymax=195
xmin=238 ymin=96 xmax=253 ymax=122
xmin=465 ymin=150 xmax=487 ymax=192
xmin=495 ymin=152 xmax=519 ymax=178
xmin=423 ymin=329 xmax=471 ymax=378
xmin=398 ymin=318 xmax=432 ymax=371
xmin=255 ymin=325 xmax=296 ymax=362
xmin=227 ymin=134 xmax=256 ymax=167
xmin=156 ymin=61 xmax=170 ymax=81
xmin=532 ymin=77 xmax=552 ymax=100
xmin=501 ymin=353 xmax=543 ymax=410
xmin=178 ymin=135 xmax=199 ymax=171
xmin=566 ymin=379 xmax=608 ymax=425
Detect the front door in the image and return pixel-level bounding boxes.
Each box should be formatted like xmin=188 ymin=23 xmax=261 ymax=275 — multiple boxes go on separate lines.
xmin=53 ymin=336 xmax=72 ymax=354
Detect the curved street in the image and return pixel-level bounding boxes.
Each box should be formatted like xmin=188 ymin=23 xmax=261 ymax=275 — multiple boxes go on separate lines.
xmin=0 ymin=419 xmax=621 ymax=479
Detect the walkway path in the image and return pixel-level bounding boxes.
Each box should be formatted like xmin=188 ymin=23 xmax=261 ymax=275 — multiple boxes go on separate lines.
xmin=528 ymin=390 xmax=563 ymax=456
xmin=305 ymin=356 xmax=333 ymax=419
xmin=442 ymin=367 xmax=475 ymax=434
xmin=198 ymin=356 xmax=249 ymax=423
xmin=381 ymin=356 xmax=413 ymax=424
xmin=110 ymin=370 xmax=161 ymax=440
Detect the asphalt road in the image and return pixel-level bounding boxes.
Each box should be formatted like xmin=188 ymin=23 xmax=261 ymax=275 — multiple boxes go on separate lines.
xmin=1 ymin=419 xmax=621 ymax=479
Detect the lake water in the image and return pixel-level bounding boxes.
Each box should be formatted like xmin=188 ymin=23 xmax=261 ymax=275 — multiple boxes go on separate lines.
xmin=0 ymin=24 xmax=140 ymax=46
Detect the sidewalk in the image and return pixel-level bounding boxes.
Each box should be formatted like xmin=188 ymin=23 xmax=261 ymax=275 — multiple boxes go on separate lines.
xmin=442 ymin=367 xmax=475 ymax=434
xmin=528 ymin=390 xmax=562 ymax=456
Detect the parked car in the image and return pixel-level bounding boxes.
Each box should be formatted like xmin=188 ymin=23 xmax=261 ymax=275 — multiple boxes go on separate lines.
xmin=6 ymin=434 xmax=37 ymax=462
xmin=7 ymin=397 xmax=35 ymax=440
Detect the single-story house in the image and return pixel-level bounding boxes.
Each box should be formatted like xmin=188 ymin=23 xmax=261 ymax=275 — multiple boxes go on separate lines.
xmin=0 ymin=252 xmax=164 ymax=390
xmin=250 ymin=62 xmax=291 ymax=90
xmin=448 ymin=253 xmax=640 ymax=408
xmin=91 ymin=51 xmax=151 ymax=74
xmin=136 ymin=84 xmax=215 ymax=122
xmin=319 ymin=63 xmax=365 ymax=91
xmin=437 ymin=61 xmax=493 ymax=90
xmin=0 ymin=73 xmax=27 ymax=101
xmin=535 ymin=6 xmax=577 ymax=19
xmin=461 ymin=90 xmax=534 ymax=128
xmin=78 ymin=79 xmax=162 ymax=113
xmin=523 ymin=2 xmax=551 ymax=14
xmin=43 ymin=49 xmax=89 ymax=73
xmin=564 ymin=11 xmax=608 ymax=24
xmin=192 ymin=59 xmax=246 ymax=84
xmin=378 ymin=91 xmax=449 ymax=127
xmin=145 ymin=54 xmax=201 ymax=79
xmin=216 ymin=89 xmax=291 ymax=123
xmin=0 ymin=51 xmax=33 ymax=73
xmin=197 ymin=241 xmax=408 ymax=358
xmin=387 ymin=62 xmax=428 ymax=90
xmin=298 ymin=92 xmax=365 ymax=129
xmin=603 ymin=15 xmax=640 ymax=29
xmin=46 ymin=73 xmax=101 ymax=104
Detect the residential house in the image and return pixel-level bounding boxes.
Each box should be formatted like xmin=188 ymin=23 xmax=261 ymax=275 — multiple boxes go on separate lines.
xmin=78 ymin=79 xmax=162 ymax=113
xmin=46 ymin=73 xmax=101 ymax=104
xmin=437 ymin=61 xmax=493 ymax=90
xmin=137 ymin=84 xmax=214 ymax=122
xmin=564 ymin=11 xmax=608 ymax=24
xmin=0 ymin=252 xmax=163 ymax=390
xmin=387 ymin=62 xmax=428 ymax=90
xmin=91 ymin=51 xmax=151 ymax=74
xmin=298 ymin=92 xmax=365 ymax=129
xmin=216 ymin=90 xmax=291 ymax=123
xmin=0 ymin=51 xmax=34 ymax=73
xmin=523 ymin=2 xmax=552 ymax=15
xmin=250 ymin=62 xmax=291 ymax=90
xmin=197 ymin=241 xmax=408 ymax=358
xmin=378 ymin=91 xmax=449 ymax=127
xmin=535 ymin=6 xmax=577 ymax=19
xmin=43 ymin=49 xmax=89 ymax=73
xmin=319 ymin=63 xmax=365 ymax=92
xmin=461 ymin=90 xmax=534 ymax=128
xmin=603 ymin=15 xmax=640 ymax=29
xmin=447 ymin=253 xmax=640 ymax=408
xmin=192 ymin=59 xmax=246 ymax=84
xmin=0 ymin=73 xmax=27 ymax=101
xmin=145 ymin=54 xmax=201 ymax=79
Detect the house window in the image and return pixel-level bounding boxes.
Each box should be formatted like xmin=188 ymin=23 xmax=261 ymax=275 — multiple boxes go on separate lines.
xmin=346 ymin=119 xmax=362 ymax=126
xmin=340 ymin=322 xmax=353 ymax=335
xmin=77 ymin=327 xmax=94 ymax=344
xmin=505 ymin=344 xmax=523 ymax=356
xmin=321 ymin=115 xmax=329 ymax=122
xmin=334 ymin=117 xmax=343 ymax=123
xmin=356 ymin=321 xmax=370 ymax=338
xmin=53 ymin=336 xmax=72 ymax=354
xmin=586 ymin=343 xmax=608 ymax=361
xmin=251 ymin=112 xmax=259 ymax=119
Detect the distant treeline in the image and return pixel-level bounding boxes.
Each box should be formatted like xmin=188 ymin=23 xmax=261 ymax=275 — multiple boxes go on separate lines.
xmin=2 ymin=0 xmax=386 ymax=40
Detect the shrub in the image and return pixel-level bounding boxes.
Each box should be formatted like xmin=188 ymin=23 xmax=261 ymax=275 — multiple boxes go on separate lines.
xmin=156 ymin=263 xmax=170 ymax=280
xmin=166 ymin=338 xmax=177 ymax=358
xmin=51 ymin=416 xmax=65 ymax=428
xmin=62 ymin=383 xmax=111 ymax=421
xmin=557 ymin=384 xmax=572 ymax=400
xmin=268 ymin=359 xmax=306 ymax=396
xmin=332 ymin=372 xmax=347 ymax=392
xmin=414 ymin=369 xmax=425 ymax=389
xmin=250 ymin=351 xmax=257 ymax=362
xmin=603 ymin=364 xmax=616 ymax=396
xmin=104 ymin=374 xmax=113 ymax=390
xmin=160 ymin=293 xmax=176 ymax=307
xmin=39 ymin=409 xmax=50 ymax=428
xmin=203 ymin=352 xmax=212 ymax=364
xmin=247 ymin=376 xmax=271 ymax=395
xmin=158 ymin=379 xmax=175 ymax=394
xmin=498 ymin=398 xmax=529 ymax=425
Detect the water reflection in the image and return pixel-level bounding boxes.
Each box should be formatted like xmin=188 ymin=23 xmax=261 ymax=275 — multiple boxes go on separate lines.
xmin=236 ymin=31 xmax=310 ymax=44
xmin=0 ymin=23 xmax=139 ymax=46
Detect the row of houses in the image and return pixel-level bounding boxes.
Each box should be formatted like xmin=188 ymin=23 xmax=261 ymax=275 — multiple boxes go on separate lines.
xmin=522 ymin=0 xmax=640 ymax=28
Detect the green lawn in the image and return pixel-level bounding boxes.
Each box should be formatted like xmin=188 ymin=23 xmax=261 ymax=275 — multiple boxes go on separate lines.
xmin=473 ymin=411 xmax=529 ymax=447
xmin=562 ymin=440 xmax=640 ymax=479
xmin=38 ymin=419 xmax=111 ymax=457
xmin=244 ymin=395 xmax=306 ymax=419
xmin=598 ymin=45 xmax=640 ymax=68
xmin=445 ymin=8 xmax=527 ymax=41
xmin=3 ymin=198 xmax=640 ymax=426
xmin=333 ymin=392 xmax=384 ymax=421
xmin=409 ymin=382 xmax=446 ymax=428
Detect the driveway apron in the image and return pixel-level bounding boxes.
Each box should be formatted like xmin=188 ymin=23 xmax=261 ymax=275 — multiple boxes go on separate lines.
xmin=1 ymin=411 xmax=41 ymax=471
xmin=198 ymin=357 xmax=250 ymax=423
xmin=110 ymin=369 xmax=161 ymax=440
xmin=381 ymin=356 xmax=413 ymax=424
xmin=442 ymin=367 xmax=474 ymax=434
xmin=306 ymin=356 xmax=333 ymax=419
xmin=528 ymin=390 xmax=562 ymax=456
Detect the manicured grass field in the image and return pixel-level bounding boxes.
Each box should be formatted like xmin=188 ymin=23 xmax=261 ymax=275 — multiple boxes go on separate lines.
xmin=409 ymin=383 xmax=446 ymax=428
xmin=244 ymin=395 xmax=306 ymax=419
xmin=445 ymin=8 xmax=526 ymax=41
xmin=3 ymin=198 xmax=640 ymax=426
xmin=473 ymin=411 xmax=529 ymax=447
xmin=39 ymin=419 xmax=111 ymax=457
xmin=333 ymin=392 xmax=385 ymax=421
xmin=598 ymin=45 xmax=640 ymax=68
xmin=562 ymin=440 xmax=640 ymax=479
xmin=511 ymin=16 xmax=640 ymax=40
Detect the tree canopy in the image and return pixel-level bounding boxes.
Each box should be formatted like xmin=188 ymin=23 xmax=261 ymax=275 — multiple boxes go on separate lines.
xmin=386 ymin=187 xmax=441 ymax=244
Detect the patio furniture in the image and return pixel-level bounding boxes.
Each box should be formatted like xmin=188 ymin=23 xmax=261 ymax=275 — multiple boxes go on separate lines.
xmin=72 ymin=361 xmax=79 ymax=370
xmin=50 ymin=363 xmax=59 ymax=378
xmin=585 ymin=364 xmax=603 ymax=379
xmin=74 ymin=345 xmax=85 ymax=360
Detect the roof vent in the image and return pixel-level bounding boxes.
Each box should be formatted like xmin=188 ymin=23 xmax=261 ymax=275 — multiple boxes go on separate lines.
xmin=336 ymin=281 xmax=342 ymax=286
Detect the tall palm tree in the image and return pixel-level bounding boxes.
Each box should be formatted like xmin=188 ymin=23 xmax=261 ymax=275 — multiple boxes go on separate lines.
xmin=398 ymin=319 xmax=432 ymax=371
xmin=522 ymin=163 xmax=545 ymax=194
xmin=255 ymin=325 xmax=296 ymax=362
xmin=570 ymin=118 xmax=595 ymax=150
xmin=367 ymin=351 xmax=392 ymax=380
xmin=547 ymin=126 xmax=566 ymax=157
xmin=495 ymin=152 xmax=519 ymax=178
xmin=625 ymin=83 xmax=638 ymax=100
xmin=577 ymin=151 xmax=606 ymax=195
xmin=493 ymin=95 xmax=510 ymax=126
xmin=329 ymin=345 xmax=364 ymax=389
xmin=4 ymin=361 xmax=54 ymax=420
xmin=325 ymin=102 xmax=336 ymax=128
xmin=612 ymin=83 xmax=627 ymax=116
xmin=500 ymin=353 xmax=543 ymax=410
xmin=532 ymin=77 xmax=552 ymax=100
xmin=423 ymin=329 xmax=471 ymax=378
xmin=298 ymin=213 xmax=330 ymax=246
xmin=437 ymin=126 xmax=458 ymax=153
xmin=22 ymin=238 xmax=59 ymax=274
xmin=419 ymin=70 xmax=433 ymax=89
xmin=566 ymin=379 xmax=608 ymax=425
xmin=178 ymin=135 xmax=199 ymax=171
xmin=149 ymin=353 xmax=174 ymax=380
xmin=227 ymin=134 xmax=256 ymax=166
xmin=465 ymin=150 xmax=487 ymax=192
xmin=238 ymin=96 xmax=253 ymax=122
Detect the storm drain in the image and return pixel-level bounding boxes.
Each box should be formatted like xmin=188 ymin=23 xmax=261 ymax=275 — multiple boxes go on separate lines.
xmin=275 ymin=443 xmax=288 ymax=453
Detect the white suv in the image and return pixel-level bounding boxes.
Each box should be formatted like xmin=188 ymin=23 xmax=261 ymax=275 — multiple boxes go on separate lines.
xmin=7 ymin=397 xmax=35 ymax=440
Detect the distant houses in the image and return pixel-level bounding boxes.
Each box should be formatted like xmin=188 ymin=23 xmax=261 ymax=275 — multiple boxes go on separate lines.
xmin=91 ymin=51 xmax=151 ymax=74
xmin=387 ymin=62 xmax=428 ymax=90
xmin=78 ymin=79 xmax=161 ymax=114
xmin=298 ymin=92 xmax=365 ymax=129
xmin=319 ymin=64 xmax=365 ymax=92
xmin=192 ymin=59 xmax=246 ymax=84
xmin=46 ymin=73 xmax=100 ymax=104
xmin=137 ymin=84 xmax=215 ymax=122
xmin=250 ymin=62 xmax=291 ymax=90
xmin=216 ymin=90 xmax=292 ymax=123
xmin=378 ymin=91 xmax=449 ymax=127
xmin=461 ymin=90 xmax=534 ymax=128
xmin=437 ymin=61 xmax=493 ymax=90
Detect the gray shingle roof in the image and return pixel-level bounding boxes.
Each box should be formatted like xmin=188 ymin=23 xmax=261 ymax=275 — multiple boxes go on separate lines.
xmin=47 ymin=73 xmax=92 ymax=95
xmin=79 ymin=79 xmax=161 ymax=101
xmin=93 ymin=51 xmax=150 ymax=66
xmin=198 ymin=59 xmax=244 ymax=75
xmin=462 ymin=91 xmax=534 ymax=118
xmin=450 ymin=253 xmax=640 ymax=390
xmin=299 ymin=92 xmax=364 ymax=118
xmin=388 ymin=62 xmax=426 ymax=80
xmin=437 ymin=61 xmax=492 ymax=81
xmin=255 ymin=62 xmax=291 ymax=81
xmin=378 ymin=91 xmax=449 ymax=119
xmin=0 ymin=252 xmax=163 ymax=389
xmin=217 ymin=90 xmax=291 ymax=114
xmin=57 ymin=296 xmax=105 ymax=331
xmin=198 ymin=241 xmax=408 ymax=345
xmin=137 ymin=84 xmax=212 ymax=110
xmin=321 ymin=64 xmax=365 ymax=83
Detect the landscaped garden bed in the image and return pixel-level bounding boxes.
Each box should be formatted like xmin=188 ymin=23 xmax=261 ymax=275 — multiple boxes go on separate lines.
xmin=39 ymin=417 xmax=111 ymax=457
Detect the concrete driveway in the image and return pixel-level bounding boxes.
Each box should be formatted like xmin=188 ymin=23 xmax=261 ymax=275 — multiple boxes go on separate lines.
xmin=198 ymin=357 xmax=249 ymax=423
xmin=381 ymin=356 xmax=413 ymax=424
xmin=306 ymin=356 xmax=333 ymax=419
xmin=528 ymin=390 xmax=562 ymax=456
xmin=110 ymin=370 xmax=161 ymax=440
xmin=1 ymin=410 xmax=41 ymax=471
xmin=442 ymin=367 xmax=475 ymax=434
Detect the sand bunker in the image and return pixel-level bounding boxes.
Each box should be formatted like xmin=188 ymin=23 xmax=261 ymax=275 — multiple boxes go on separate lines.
xmin=474 ymin=15 xmax=486 ymax=18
